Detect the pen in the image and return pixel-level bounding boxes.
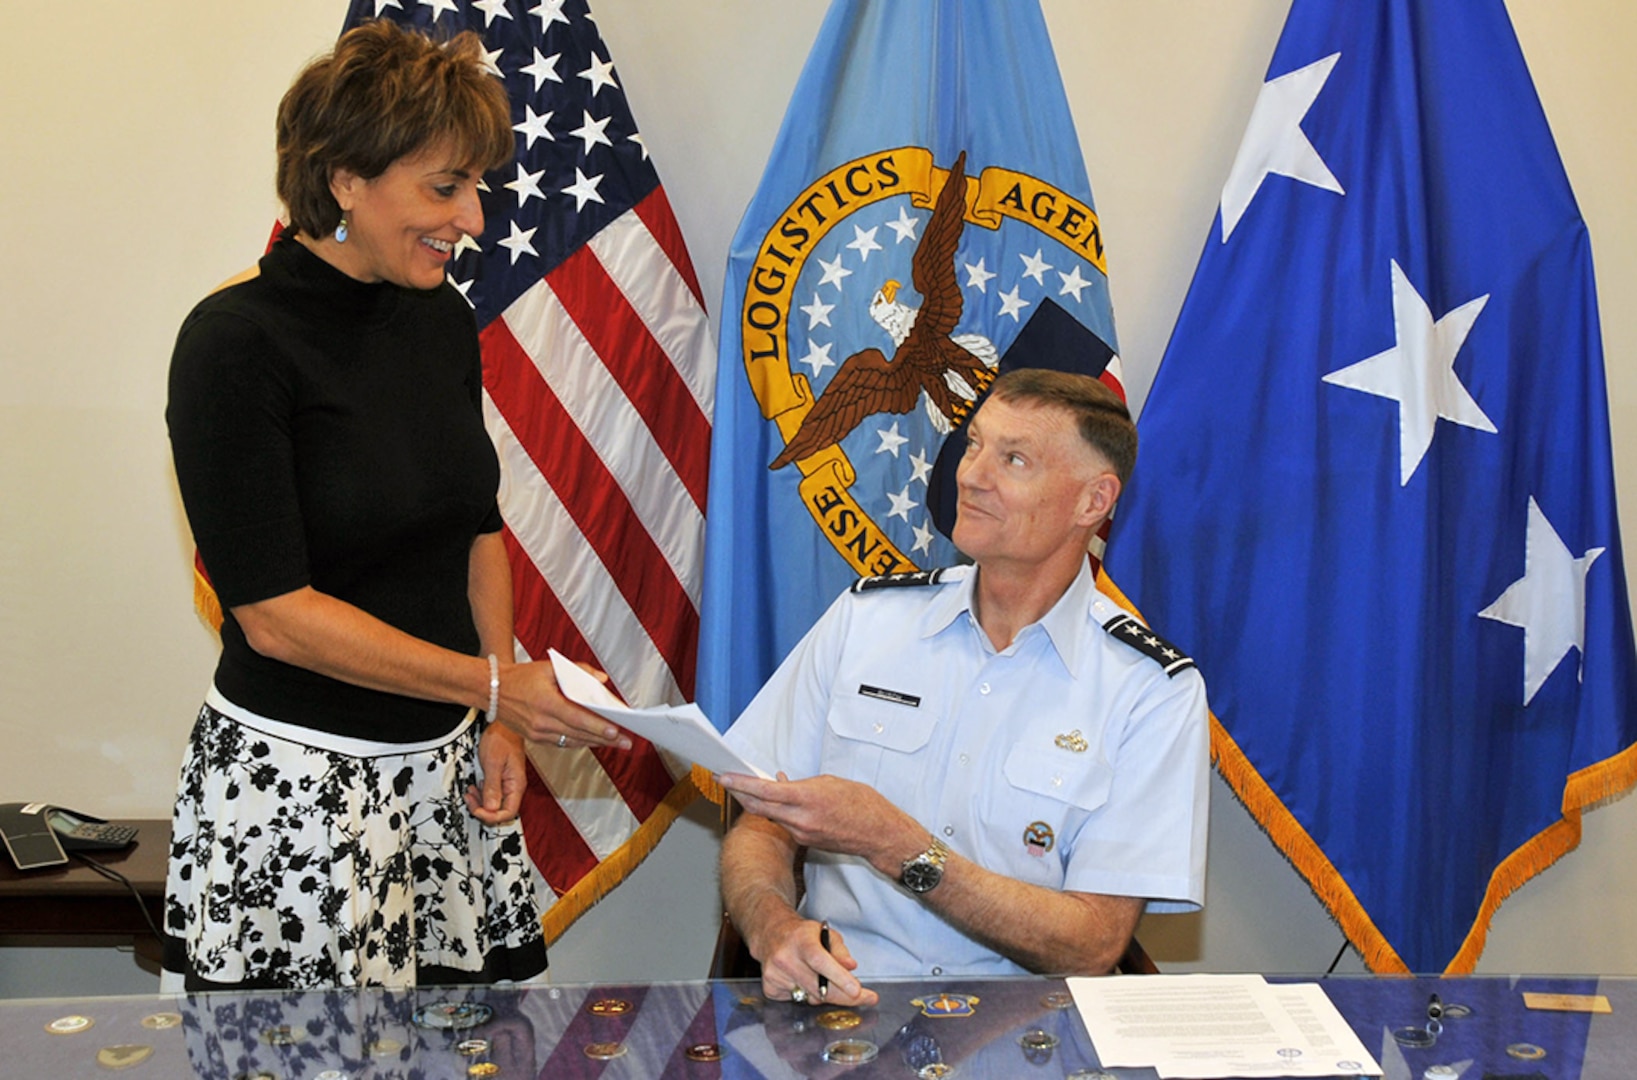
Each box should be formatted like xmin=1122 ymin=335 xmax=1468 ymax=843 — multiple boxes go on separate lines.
xmin=818 ymin=920 xmax=831 ymax=999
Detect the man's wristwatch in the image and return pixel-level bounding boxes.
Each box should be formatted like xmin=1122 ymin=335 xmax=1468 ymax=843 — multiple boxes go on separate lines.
xmin=899 ymin=836 xmax=950 ymax=895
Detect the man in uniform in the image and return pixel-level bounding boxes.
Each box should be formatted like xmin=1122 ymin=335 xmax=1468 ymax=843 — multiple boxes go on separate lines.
xmin=717 ymin=368 xmax=1209 ymax=1008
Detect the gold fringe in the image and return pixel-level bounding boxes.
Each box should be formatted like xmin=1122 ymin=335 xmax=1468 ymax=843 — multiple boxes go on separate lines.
xmin=539 ymin=770 xmax=701 ymax=946
xmin=1100 ymin=566 xmax=1637 ymax=974
xmin=194 ymin=564 xmax=224 ymax=634
xmin=692 ymin=763 xmax=727 ymax=806
xmin=1445 ymin=739 xmax=1637 ymax=974
xmin=1096 ymin=569 xmax=1413 ymax=971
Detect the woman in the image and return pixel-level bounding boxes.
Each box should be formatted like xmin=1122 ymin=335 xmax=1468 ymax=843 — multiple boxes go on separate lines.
xmin=162 ymin=20 xmax=629 ymax=990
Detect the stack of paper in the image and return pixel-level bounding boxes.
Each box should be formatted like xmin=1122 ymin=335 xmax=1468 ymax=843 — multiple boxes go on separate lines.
xmin=1067 ymin=973 xmax=1381 ymax=1078
xmin=548 ymin=649 xmax=771 ymax=779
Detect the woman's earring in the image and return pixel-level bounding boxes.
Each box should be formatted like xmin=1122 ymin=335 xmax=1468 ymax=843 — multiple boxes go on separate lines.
xmin=335 ymin=216 xmax=349 ymax=243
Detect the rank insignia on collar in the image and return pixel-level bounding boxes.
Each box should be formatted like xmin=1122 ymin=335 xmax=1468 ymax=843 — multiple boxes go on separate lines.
xmin=851 ymin=567 xmax=949 ymax=593
xmin=1100 ymin=612 xmax=1196 ymax=676
xmin=1053 ymin=729 xmax=1088 ymax=753
xmin=912 ymin=993 xmax=980 ymax=1018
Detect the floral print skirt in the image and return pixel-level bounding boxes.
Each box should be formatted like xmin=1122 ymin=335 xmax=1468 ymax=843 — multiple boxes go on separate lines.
xmin=160 ymin=689 xmax=547 ymax=991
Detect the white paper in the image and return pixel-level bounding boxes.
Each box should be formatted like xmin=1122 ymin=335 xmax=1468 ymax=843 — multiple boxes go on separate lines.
xmin=548 ymin=649 xmax=772 ymax=779
xmin=1068 ymin=973 xmax=1381 ymax=1078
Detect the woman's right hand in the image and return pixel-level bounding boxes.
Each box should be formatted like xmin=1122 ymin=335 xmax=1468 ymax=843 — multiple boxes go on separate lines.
xmin=498 ymin=659 xmax=633 ymax=750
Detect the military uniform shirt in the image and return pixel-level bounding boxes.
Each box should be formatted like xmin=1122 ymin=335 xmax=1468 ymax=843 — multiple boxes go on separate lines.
xmin=724 ymin=561 xmax=1210 ymax=978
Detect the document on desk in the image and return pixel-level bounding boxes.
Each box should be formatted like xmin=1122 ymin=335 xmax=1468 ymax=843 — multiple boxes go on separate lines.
xmin=1068 ymin=973 xmax=1381 ymax=1078
xmin=548 ymin=650 xmax=773 ymax=779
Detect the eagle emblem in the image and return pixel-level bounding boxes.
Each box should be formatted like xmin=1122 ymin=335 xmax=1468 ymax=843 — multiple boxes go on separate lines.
xmin=770 ymin=151 xmax=998 ymax=470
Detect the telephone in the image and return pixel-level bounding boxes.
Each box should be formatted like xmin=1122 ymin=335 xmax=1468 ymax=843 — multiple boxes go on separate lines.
xmin=0 ymin=802 xmax=140 ymax=871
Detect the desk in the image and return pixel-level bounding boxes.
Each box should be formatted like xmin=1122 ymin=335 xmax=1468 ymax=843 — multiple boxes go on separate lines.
xmin=0 ymin=820 xmax=167 ymax=946
xmin=1 ymin=975 xmax=1633 ymax=1079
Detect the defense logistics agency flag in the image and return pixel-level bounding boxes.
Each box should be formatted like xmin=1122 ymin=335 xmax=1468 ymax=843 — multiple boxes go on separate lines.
xmin=698 ymin=0 xmax=1122 ymax=727
xmin=335 ymin=0 xmax=715 ymax=940
xmin=1104 ymin=0 xmax=1637 ymax=973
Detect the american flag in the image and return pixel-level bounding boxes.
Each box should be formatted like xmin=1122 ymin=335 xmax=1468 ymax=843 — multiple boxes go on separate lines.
xmin=338 ymin=0 xmax=714 ymax=940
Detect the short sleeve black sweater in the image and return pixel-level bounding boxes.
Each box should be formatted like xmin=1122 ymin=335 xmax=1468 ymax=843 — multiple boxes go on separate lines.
xmin=166 ymin=236 xmax=502 ymax=742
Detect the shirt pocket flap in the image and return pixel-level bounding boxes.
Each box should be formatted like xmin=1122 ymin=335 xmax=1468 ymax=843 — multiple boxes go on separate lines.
xmin=826 ymin=696 xmax=937 ymax=754
xmin=1003 ymin=744 xmax=1114 ymax=811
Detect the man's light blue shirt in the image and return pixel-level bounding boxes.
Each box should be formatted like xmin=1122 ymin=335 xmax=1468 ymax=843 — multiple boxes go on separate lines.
xmin=724 ymin=562 xmax=1210 ymax=978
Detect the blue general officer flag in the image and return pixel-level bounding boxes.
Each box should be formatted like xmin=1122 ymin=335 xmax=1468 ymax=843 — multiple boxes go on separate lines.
xmin=1104 ymin=0 xmax=1637 ymax=973
xmin=698 ymin=0 xmax=1122 ymax=728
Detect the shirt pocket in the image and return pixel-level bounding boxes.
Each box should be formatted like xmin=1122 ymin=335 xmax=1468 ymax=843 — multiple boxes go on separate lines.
xmin=994 ymin=745 xmax=1114 ymax=883
xmin=823 ymin=693 xmax=937 ymax=790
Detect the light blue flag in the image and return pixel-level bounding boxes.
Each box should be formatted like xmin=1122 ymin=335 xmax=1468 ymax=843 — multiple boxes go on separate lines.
xmin=1105 ymin=0 xmax=1637 ymax=973
xmin=697 ymin=0 xmax=1121 ymax=728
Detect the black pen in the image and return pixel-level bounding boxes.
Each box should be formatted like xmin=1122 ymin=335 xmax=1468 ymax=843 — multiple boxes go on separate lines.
xmin=818 ymin=920 xmax=831 ymax=999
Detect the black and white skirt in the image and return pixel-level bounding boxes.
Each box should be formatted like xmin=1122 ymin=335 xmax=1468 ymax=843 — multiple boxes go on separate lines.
xmin=161 ymin=687 xmax=548 ymax=991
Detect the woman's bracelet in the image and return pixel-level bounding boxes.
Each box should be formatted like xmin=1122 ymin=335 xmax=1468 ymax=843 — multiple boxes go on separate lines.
xmin=486 ymin=653 xmax=500 ymax=723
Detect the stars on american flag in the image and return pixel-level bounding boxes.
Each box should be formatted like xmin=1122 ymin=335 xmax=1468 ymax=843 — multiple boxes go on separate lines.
xmin=371 ymin=0 xmax=660 ymax=327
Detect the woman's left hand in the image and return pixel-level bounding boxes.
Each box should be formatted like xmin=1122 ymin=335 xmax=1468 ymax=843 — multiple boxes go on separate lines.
xmin=466 ymin=722 xmax=528 ymax=825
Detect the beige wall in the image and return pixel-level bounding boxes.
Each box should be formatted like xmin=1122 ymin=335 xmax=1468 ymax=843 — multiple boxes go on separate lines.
xmin=1 ymin=1 xmax=1632 ymax=987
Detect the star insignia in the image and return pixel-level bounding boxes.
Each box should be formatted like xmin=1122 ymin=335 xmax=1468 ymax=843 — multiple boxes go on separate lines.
xmin=816 ymin=253 xmax=852 ymax=291
xmin=1479 ymin=496 xmax=1605 ymax=705
xmin=909 ymin=448 xmax=933 ymax=486
xmin=1322 ymin=259 xmax=1494 ymax=485
xmin=875 ymin=422 xmax=908 ymax=457
xmin=579 ymin=53 xmax=619 ymax=97
xmin=1220 ymin=51 xmax=1345 ymax=241
xmin=1019 ymin=248 xmax=1053 ymax=285
xmin=471 ymin=0 xmax=513 ymax=28
xmin=887 ymin=485 xmax=919 ymax=522
xmin=498 ymin=221 xmax=538 ymax=265
xmin=887 ymin=205 xmax=920 ymax=243
xmin=504 ymin=164 xmax=547 ymax=207
xmin=570 ymin=110 xmax=613 ymax=155
xmin=799 ymin=293 xmax=835 ymax=330
xmin=998 ymin=284 xmax=1031 ymax=321
xmin=513 ymin=105 xmax=554 ymax=149
xmin=964 ymin=257 xmax=996 ymax=292
xmin=521 ymin=49 xmax=562 ymax=93
xmin=529 ymin=0 xmax=570 ymax=32
xmin=846 ymin=224 xmax=883 ymax=263
xmin=1058 ymin=264 xmax=1091 ymax=302
xmin=561 ymin=167 xmax=605 ymax=211
xmin=798 ymin=339 xmax=835 ymax=377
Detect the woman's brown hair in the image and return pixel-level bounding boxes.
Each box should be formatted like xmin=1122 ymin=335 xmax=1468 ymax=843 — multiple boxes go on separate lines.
xmin=275 ymin=20 xmax=513 ymax=238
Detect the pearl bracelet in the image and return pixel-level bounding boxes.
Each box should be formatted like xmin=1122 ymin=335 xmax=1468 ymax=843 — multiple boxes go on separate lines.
xmin=486 ymin=653 xmax=500 ymax=723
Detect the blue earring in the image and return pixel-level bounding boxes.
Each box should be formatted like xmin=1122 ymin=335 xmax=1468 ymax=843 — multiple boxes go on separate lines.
xmin=335 ymin=216 xmax=349 ymax=244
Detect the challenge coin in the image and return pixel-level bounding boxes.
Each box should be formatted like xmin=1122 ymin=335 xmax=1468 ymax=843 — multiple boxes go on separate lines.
xmin=412 ymin=1002 xmax=493 ymax=1031
xmin=589 ymin=998 xmax=633 ymax=1017
xmin=46 ymin=1015 xmax=93 ymax=1035
xmin=140 ymin=1012 xmax=183 ymax=1030
xmin=823 ymin=1038 xmax=879 ymax=1064
xmin=816 ymin=1009 xmax=862 ymax=1031
xmin=457 ymin=1039 xmax=491 ymax=1057
xmin=95 ymin=1044 xmax=153 ymax=1070
xmin=260 ymin=1024 xmax=302 ymax=1046
xmin=1041 ymin=991 xmax=1074 ymax=1010
xmin=584 ymin=1041 xmax=628 ymax=1060
xmin=684 ymin=1044 xmax=724 ymax=1062
xmin=1506 ymin=1043 xmax=1546 ymax=1061
xmin=467 ymin=1065 xmax=500 ymax=1078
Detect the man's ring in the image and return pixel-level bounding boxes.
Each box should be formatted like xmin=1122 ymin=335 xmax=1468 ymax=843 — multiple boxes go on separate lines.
xmin=790 ymin=987 xmax=808 ymax=1005
xmin=557 ymin=734 xmax=569 ymax=748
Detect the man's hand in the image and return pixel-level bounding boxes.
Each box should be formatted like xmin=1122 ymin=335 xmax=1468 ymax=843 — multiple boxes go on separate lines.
xmin=716 ymin=772 xmax=924 ymax=877
xmin=754 ymin=911 xmax=878 ymax=1008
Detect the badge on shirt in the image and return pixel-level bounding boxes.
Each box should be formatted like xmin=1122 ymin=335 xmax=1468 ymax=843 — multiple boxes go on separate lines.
xmin=1024 ymin=821 xmax=1055 ymax=856
xmin=859 ymin=684 xmax=921 ymax=707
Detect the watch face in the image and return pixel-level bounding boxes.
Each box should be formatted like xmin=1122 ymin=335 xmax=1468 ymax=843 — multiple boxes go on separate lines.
xmin=902 ymin=858 xmax=943 ymax=894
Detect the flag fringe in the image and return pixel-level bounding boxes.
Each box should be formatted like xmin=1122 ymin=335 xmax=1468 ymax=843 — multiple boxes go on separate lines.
xmin=193 ymin=563 xmax=223 ymax=633
xmin=539 ymin=771 xmax=701 ymax=945
xmin=691 ymin=763 xmax=727 ymax=806
xmin=1445 ymin=739 xmax=1637 ymax=974
xmin=1207 ymin=712 xmax=1410 ymax=974
xmin=1096 ymin=569 xmax=1410 ymax=973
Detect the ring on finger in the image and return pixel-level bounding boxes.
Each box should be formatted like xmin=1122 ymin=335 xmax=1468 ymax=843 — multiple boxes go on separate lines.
xmin=790 ymin=987 xmax=808 ymax=1005
xmin=557 ymin=733 xmax=569 ymax=748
